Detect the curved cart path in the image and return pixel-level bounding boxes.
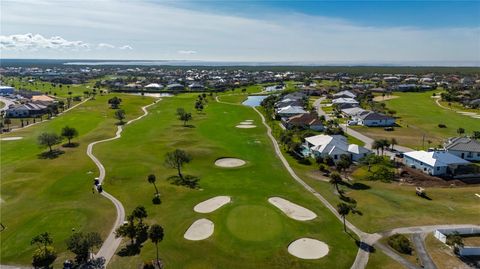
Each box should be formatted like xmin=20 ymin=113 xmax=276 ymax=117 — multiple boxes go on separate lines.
xmin=87 ymin=100 xmax=159 ymax=265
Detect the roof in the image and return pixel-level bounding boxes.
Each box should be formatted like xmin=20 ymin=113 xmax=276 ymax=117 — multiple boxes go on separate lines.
xmin=305 ymin=135 xmax=348 ymax=153
xmin=287 ymin=113 xmax=323 ymax=126
xmin=145 ymin=83 xmax=163 ymax=88
xmin=332 ymin=98 xmax=359 ymax=104
xmin=356 ymin=111 xmax=394 ymax=121
xmin=31 ymin=95 xmax=55 ymax=102
xmin=333 ymin=90 xmax=356 ymax=98
xmin=445 ymin=137 xmax=480 ymax=152
xmin=277 ymin=105 xmax=307 ymax=115
xmin=342 ymin=107 xmax=366 ymax=116
xmin=404 ymin=151 xmax=470 ymax=167
xmin=348 ymin=144 xmax=370 ymax=154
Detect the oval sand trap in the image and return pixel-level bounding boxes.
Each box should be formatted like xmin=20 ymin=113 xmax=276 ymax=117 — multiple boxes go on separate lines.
xmin=1 ymin=137 xmax=23 ymax=141
xmin=194 ymin=196 xmax=231 ymax=213
xmin=239 ymin=121 xmax=253 ymax=125
xmin=288 ymin=238 xmax=329 ymax=259
xmin=215 ymin=158 xmax=246 ymax=168
xmin=236 ymin=125 xmax=256 ymax=128
xmin=184 ymin=218 xmax=214 ymax=241
xmin=268 ymin=197 xmax=317 ymax=221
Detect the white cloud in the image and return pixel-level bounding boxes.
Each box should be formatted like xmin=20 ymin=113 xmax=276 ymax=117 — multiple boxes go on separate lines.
xmin=0 ymin=33 xmax=91 ymax=51
xmin=97 ymin=43 xmax=115 ymax=49
xmin=178 ymin=50 xmax=197 ymax=55
xmin=119 ymin=45 xmax=133 ymax=50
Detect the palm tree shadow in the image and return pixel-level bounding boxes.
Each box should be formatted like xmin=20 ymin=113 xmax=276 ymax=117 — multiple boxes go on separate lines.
xmin=38 ymin=149 xmax=65 ymax=159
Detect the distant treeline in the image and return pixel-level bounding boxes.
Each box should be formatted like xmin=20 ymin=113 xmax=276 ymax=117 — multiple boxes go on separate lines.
xmin=1 ymin=58 xmax=479 ymax=75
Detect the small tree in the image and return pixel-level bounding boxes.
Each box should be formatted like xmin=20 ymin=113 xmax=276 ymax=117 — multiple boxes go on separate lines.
xmin=457 ymin=127 xmax=465 ymax=136
xmin=180 ymin=112 xmax=192 ymax=126
xmin=329 ymin=172 xmax=343 ymax=195
xmin=4 ymin=118 xmax=11 ymax=131
xmin=31 ymin=232 xmax=57 ymax=268
xmin=446 ymin=231 xmax=464 ymax=254
xmin=37 ymin=132 xmax=63 ymax=153
xmin=66 ymin=232 xmax=102 ymax=264
xmin=388 ymin=234 xmax=412 ymax=255
xmin=108 ymin=96 xmax=122 ymax=109
xmin=149 ymin=224 xmax=164 ymax=267
xmin=147 ymin=174 xmax=159 ymax=195
xmin=114 ymin=109 xmax=126 ymax=124
xmin=132 ymin=206 xmax=148 ymax=225
xmin=390 ymin=138 xmax=397 ymax=151
xmin=115 ymin=215 xmax=137 ymax=245
xmin=337 ymin=202 xmax=351 ymax=232
xmin=164 ymin=149 xmax=192 ymax=180
xmin=61 ymin=126 xmax=78 ymax=146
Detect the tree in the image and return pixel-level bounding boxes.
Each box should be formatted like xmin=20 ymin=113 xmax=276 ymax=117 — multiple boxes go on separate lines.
xmin=116 ymin=215 xmax=137 ymax=245
xmin=329 ymin=172 xmax=343 ymax=195
xmin=66 ymin=232 xmax=102 ymax=264
xmin=180 ymin=112 xmax=192 ymax=126
xmin=336 ymin=155 xmax=352 ymax=176
xmin=37 ymin=132 xmax=63 ymax=153
xmin=149 ymin=224 xmax=164 ymax=267
xmin=61 ymin=126 xmax=78 ymax=146
xmin=446 ymin=231 xmax=464 ymax=254
xmin=372 ymin=140 xmax=382 ymax=155
xmin=115 ymin=109 xmax=126 ymax=124
xmin=132 ymin=205 xmax=148 ymax=224
xmin=147 ymin=174 xmax=159 ymax=195
xmin=164 ymin=149 xmax=191 ymax=180
xmin=31 ymin=232 xmax=57 ymax=268
xmin=176 ymin=108 xmax=185 ymax=117
xmin=457 ymin=127 xmax=465 ymax=136
xmin=108 ymin=96 xmax=122 ymax=109
xmin=473 ymin=131 xmax=480 ymax=139
xmin=388 ymin=234 xmax=412 ymax=255
xmin=390 ymin=138 xmax=397 ymax=151
xmin=337 ymin=202 xmax=351 ymax=232
xmin=4 ymin=118 xmax=11 ymax=131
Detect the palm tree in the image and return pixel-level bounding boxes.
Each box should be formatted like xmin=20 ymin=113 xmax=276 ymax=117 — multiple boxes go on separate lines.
xmin=329 ymin=172 xmax=343 ymax=195
xmin=390 ymin=138 xmax=397 ymax=151
xmin=147 ymin=174 xmax=159 ymax=195
xmin=337 ymin=203 xmax=351 ymax=232
xmin=372 ymin=140 xmax=382 ymax=155
xmin=149 ymin=224 xmax=164 ymax=267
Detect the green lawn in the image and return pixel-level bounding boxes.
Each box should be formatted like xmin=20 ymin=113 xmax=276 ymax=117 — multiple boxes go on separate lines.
xmin=5 ymin=77 xmax=101 ymax=98
xmin=356 ymin=90 xmax=480 ymax=149
xmin=0 ymin=100 xmax=5 ymax=109
xmin=0 ymin=94 xmax=154 ymax=266
xmin=97 ymin=94 xmax=358 ymax=268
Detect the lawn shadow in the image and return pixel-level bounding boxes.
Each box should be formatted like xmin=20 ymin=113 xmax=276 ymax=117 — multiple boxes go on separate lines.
xmin=166 ymin=175 xmax=200 ymax=189
xmin=117 ymin=243 xmax=141 ymax=257
xmin=340 ymin=181 xmax=371 ymax=190
xmin=62 ymin=142 xmax=80 ymax=148
xmin=115 ymin=121 xmax=126 ymax=126
xmin=353 ymin=239 xmax=376 ymax=253
xmin=38 ymin=149 xmax=65 ymax=159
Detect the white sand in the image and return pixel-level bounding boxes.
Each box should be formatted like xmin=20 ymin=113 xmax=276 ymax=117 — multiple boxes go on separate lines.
xmin=236 ymin=125 xmax=256 ymax=128
xmin=194 ymin=196 xmax=231 ymax=213
xmin=184 ymin=218 xmax=214 ymax=241
xmin=245 ymin=120 xmax=254 ymax=122
xmin=268 ymin=197 xmax=317 ymax=221
xmin=239 ymin=121 xmax=253 ymax=125
xmin=288 ymin=238 xmax=329 ymax=259
xmin=1 ymin=137 xmax=23 ymax=141
xmin=215 ymin=158 xmax=246 ymax=168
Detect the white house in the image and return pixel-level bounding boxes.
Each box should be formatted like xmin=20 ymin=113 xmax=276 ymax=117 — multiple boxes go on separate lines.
xmin=276 ymin=105 xmax=307 ymax=118
xmin=444 ymin=137 xmax=480 ymax=161
xmin=144 ymin=83 xmax=164 ymax=89
xmin=303 ymin=134 xmax=370 ymax=162
xmin=353 ymin=111 xmax=396 ymax=127
xmin=332 ymin=98 xmax=359 ymax=106
xmin=403 ymin=150 xmax=470 ymax=176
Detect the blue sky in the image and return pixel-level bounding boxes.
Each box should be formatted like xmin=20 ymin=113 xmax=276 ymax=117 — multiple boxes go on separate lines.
xmin=1 ymin=0 xmax=479 ymax=65
xmin=168 ymin=0 xmax=480 ymax=28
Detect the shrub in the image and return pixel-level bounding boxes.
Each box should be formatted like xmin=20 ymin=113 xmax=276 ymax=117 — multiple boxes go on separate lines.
xmin=152 ymin=195 xmax=161 ymax=205
xmin=388 ymin=234 xmax=412 ymax=255
xmin=143 ymin=261 xmax=155 ymax=269
xmin=32 ymin=246 xmax=57 ymax=268
xmin=298 ymin=158 xmax=312 ymax=165
xmin=318 ymin=163 xmax=329 ymax=172
xmin=438 ymin=123 xmax=447 ymax=128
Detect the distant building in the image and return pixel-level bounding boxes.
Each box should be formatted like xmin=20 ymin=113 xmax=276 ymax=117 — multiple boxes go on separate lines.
xmin=282 ymin=113 xmax=324 ymax=131
xmin=403 ymin=150 xmax=470 ymax=176
xmin=0 ymin=86 xmax=15 ymax=95
xmin=6 ymin=102 xmax=48 ymax=118
xmin=166 ymin=83 xmax=185 ymax=91
xmin=333 ymin=90 xmax=356 ymax=99
xmin=188 ymin=83 xmax=205 ymax=91
xmin=144 ymin=83 xmax=164 ymax=89
xmin=276 ymin=105 xmax=307 ymax=118
xmin=444 ymin=137 xmax=480 ymax=161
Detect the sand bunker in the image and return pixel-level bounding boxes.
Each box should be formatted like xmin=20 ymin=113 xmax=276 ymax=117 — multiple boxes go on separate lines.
xmin=1 ymin=137 xmax=23 ymax=141
xmin=239 ymin=121 xmax=253 ymax=125
xmin=268 ymin=197 xmax=317 ymax=221
xmin=194 ymin=196 xmax=231 ymax=213
xmin=236 ymin=125 xmax=256 ymax=128
xmin=215 ymin=158 xmax=246 ymax=168
xmin=184 ymin=218 xmax=214 ymax=241
xmin=288 ymin=238 xmax=329 ymax=259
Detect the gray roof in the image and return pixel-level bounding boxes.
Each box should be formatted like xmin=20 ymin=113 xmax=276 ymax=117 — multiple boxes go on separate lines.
xmin=445 ymin=137 xmax=480 ymax=152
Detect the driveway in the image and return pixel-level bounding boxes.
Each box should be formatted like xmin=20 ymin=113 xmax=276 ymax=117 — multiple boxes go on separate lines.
xmin=0 ymin=96 xmax=16 ymax=112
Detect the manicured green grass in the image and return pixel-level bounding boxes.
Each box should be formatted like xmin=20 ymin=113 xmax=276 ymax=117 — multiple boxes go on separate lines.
xmin=96 ymin=94 xmax=357 ymax=268
xmin=5 ymin=77 xmax=100 ymax=98
xmin=366 ymin=249 xmax=404 ymax=269
xmin=356 ymin=91 xmax=480 ymax=148
xmin=0 ymin=94 xmax=154 ymax=266
xmin=218 ymin=94 xmax=249 ymax=104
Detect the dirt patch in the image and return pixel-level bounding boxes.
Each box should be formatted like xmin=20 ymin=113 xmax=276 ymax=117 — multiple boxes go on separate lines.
xmin=288 ymin=238 xmax=329 ymax=259
xmin=215 ymin=158 xmax=246 ymax=168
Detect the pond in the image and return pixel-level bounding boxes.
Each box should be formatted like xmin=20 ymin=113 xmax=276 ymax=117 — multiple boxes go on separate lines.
xmin=242 ymin=95 xmax=268 ymax=107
